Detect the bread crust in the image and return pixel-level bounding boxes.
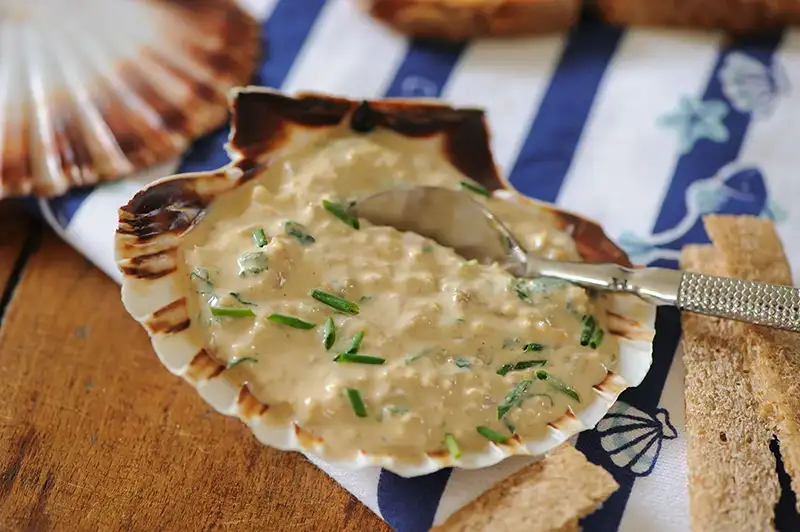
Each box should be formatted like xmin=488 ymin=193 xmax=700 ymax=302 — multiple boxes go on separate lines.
xmin=597 ymin=0 xmax=800 ymax=31
xmin=361 ymin=0 xmax=580 ymax=40
xmin=431 ymin=444 xmax=617 ymax=531
xmin=680 ymin=244 xmax=780 ymax=531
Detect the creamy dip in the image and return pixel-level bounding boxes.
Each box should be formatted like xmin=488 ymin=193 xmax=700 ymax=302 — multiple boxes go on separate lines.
xmin=181 ymin=128 xmax=618 ymax=460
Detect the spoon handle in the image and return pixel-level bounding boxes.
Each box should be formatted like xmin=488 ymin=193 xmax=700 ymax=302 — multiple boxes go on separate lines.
xmin=676 ymin=271 xmax=800 ymax=332
xmin=526 ymin=260 xmax=800 ymax=332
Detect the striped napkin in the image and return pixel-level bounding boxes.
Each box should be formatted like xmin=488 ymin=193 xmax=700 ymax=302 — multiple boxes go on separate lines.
xmin=36 ymin=1 xmax=800 ymax=530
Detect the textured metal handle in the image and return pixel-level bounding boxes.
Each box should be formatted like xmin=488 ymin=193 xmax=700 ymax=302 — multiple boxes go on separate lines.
xmin=677 ymin=272 xmax=800 ymax=332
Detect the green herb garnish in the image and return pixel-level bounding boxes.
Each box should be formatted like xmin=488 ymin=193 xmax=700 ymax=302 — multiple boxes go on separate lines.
xmin=310 ymin=289 xmax=360 ymax=315
xmin=227 ymin=357 xmax=257 ymax=369
xmin=589 ymin=328 xmax=605 ymax=349
xmin=285 ymin=221 xmax=316 ymax=245
xmin=497 ymin=380 xmax=532 ymax=419
xmin=230 ymin=292 xmax=256 ymax=306
xmin=477 ymin=426 xmax=510 ymax=444
xmin=267 ymin=313 xmax=316 ymax=330
xmin=384 ymin=405 xmax=409 ymax=416
xmin=455 ymin=357 xmax=472 ymax=369
xmin=237 ymin=251 xmax=268 ymax=277
xmin=523 ymin=342 xmax=544 ymax=352
xmin=531 ymin=393 xmax=555 ymax=407
xmin=502 ymin=418 xmax=516 ymax=434
xmin=445 ymin=433 xmax=461 ymax=459
xmin=347 ymin=330 xmax=365 ymax=354
xmin=322 ymin=199 xmax=360 ymax=229
xmin=346 ymin=388 xmax=367 ymax=417
xmin=334 ymin=353 xmax=386 ymax=365
xmin=323 ymin=317 xmax=336 ymax=350
xmin=459 ymin=180 xmax=491 ymax=198
xmin=210 ymin=306 xmax=256 ymax=318
xmin=421 ymin=244 xmax=433 ymax=253
xmin=579 ymin=315 xmax=596 ymax=346
xmin=535 ymin=370 xmax=580 ymax=402
xmin=496 ymin=360 xmax=546 ymax=376
xmin=190 ymin=268 xmax=214 ymax=289
xmin=252 ymin=228 xmax=268 ymax=248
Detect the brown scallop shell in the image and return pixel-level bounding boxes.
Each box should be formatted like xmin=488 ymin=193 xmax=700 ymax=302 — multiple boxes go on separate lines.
xmin=0 ymin=0 xmax=260 ymax=198
xmin=116 ymin=87 xmax=655 ymax=477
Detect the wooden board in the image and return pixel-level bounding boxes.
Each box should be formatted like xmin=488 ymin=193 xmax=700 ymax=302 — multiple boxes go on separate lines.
xmin=0 ymin=216 xmax=390 ymax=532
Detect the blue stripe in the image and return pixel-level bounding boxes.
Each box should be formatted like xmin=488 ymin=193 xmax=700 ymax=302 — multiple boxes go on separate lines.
xmin=382 ymin=40 xmax=464 ymax=98
xmin=178 ymin=0 xmax=327 ymax=175
xmin=376 ymin=39 xmax=463 ymax=532
xmin=507 ymin=12 xmax=622 ymax=203
xmin=579 ymin=32 xmax=784 ymax=530
xmin=377 ymin=468 xmax=453 ymax=532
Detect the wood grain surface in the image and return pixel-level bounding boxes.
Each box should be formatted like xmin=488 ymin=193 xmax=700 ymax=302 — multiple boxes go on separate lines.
xmin=0 ymin=211 xmax=390 ymax=532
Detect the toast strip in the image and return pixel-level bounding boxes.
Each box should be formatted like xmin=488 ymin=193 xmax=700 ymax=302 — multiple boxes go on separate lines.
xmin=362 ymin=0 xmax=580 ymax=41
xmin=680 ymin=244 xmax=780 ymax=531
xmin=597 ymin=0 xmax=800 ymax=31
xmin=704 ymin=215 xmax=800 ymax=512
xmin=431 ymin=444 xmax=618 ymax=532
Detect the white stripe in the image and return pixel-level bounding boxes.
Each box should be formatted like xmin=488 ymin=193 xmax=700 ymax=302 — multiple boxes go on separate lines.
xmin=280 ymin=0 xmax=407 ymax=99
xmin=735 ymin=30 xmax=800 ymax=283
xmin=441 ymin=36 xmax=566 ymax=175
xmin=307 ymin=456 xmax=384 ymax=520
xmin=618 ymin=348 xmax=689 ymax=532
xmin=556 ymin=29 xmax=722 ymax=240
xmin=238 ymin=0 xmax=279 ymax=20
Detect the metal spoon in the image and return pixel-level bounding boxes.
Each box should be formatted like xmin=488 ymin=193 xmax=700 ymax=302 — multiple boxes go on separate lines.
xmin=353 ymin=186 xmax=800 ymax=333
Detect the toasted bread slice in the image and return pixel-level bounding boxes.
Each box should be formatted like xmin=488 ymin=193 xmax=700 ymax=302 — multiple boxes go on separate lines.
xmin=680 ymin=245 xmax=780 ymax=531
xmin=431 ymin=444 xmax=618 ymax=531
xmin=703 ymin=215 xmax=800 ymax=512
xmin=361 ymin=0 xmax=580 ymax=40
xmin=597 ymin=0 xmax=800 ymax=31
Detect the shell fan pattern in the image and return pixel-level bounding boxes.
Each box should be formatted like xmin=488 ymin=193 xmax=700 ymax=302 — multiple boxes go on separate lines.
xmin=0 ymin=0 xmax=260 ymax=198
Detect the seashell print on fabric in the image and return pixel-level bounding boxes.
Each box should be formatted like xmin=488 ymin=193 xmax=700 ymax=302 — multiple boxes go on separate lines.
xmin=597 ymin=401 xmax=677 ymax=476
xmin=0 ymin=0 xmax=261 ymax=198
xmin=719 ymin=51 xmax=790 ymax=119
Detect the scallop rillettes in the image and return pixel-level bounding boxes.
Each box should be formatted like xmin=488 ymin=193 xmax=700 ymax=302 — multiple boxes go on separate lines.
xmin=180 ymin=128 xmax=618 ymax=460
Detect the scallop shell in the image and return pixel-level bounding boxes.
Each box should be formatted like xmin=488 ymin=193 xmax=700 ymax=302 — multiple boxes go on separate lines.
xmin=0 ymin=0 xmax=260 ymax=198
xmin=115 ymin=87 xmax=657 ymax=478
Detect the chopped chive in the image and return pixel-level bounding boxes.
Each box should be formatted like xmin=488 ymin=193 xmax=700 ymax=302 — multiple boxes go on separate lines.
xmin=477 ymin=426 xmax=510 ymax=444
xmin=384 ymin=405 xmax=409 ymax=416
xmin=238 ymin=251 xmax=268 ymax=277
xmin=444 ymin=433 xmax=461 ymax=459
xmin=536 ymin=370 xmax=580 ymax=402
xmin=346 ymin=388 xmax=367 ymax=418
xmin=227 ymin=357 xmax=257 ymax=369
xmin=323 ymin=317 xmax=336 ymax=350
xmin=523 ymin=342 xmax=544 ymax=352
xmin=404 ymin=354 xmax=422 ymax=364
xmin=210 ymin=306 xmax=256 ymax=318
xmin=421 ymin=244 xmax=433 ymax=253
xmin=498 ymin=380 xmax=532 ymax=419
xmin=579 ymin=315 xmax=596 ymax=346
xmin=230 ymin=292 xmax=256 ymax=306
xmin=531 ymin=393 xmax=555 ymax=407
xmin=267 ymin=313 xmax=316 ymax=330
xmin=455 ymin=357 xmax=472 ymax=369
xmin=190 ymin=268 xmax=213 ymax=285
xmin=347 ymin=330 xmax=365 ymax=354
xmin=334 ymin=353 xmax=386 ymax=365
xmin=310 ymin=289 xmax=360 ymax=315
xmin=359 ymin=295 xmax=372 ymax=303
xmin=589 ymin=328 xmax=605 ymax=349
xmin=252 ymin=228 xmax=268 ymax=248
xmin=285 ymin=221 xmax=316 ymax=245
xmin=496 ymin=360 xmax=547 ymax=376
xmin=322 ymin=199 xmax=360 ymax=229
xmin=459 ymin=180 xmax=491 ymax=198
xmin=503 ymin=418 xmax=516 ymax=434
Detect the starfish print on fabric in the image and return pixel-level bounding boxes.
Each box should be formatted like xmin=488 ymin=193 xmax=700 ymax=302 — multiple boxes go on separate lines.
xmin=658 ymin=96 xmax=730 ymax=154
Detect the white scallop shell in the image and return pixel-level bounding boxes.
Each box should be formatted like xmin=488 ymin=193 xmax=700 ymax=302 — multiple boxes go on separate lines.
xmin=0 ymin=0 xmax=260 ymax=198
xmin=115 ymin=87 xmax=657 ymax=477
